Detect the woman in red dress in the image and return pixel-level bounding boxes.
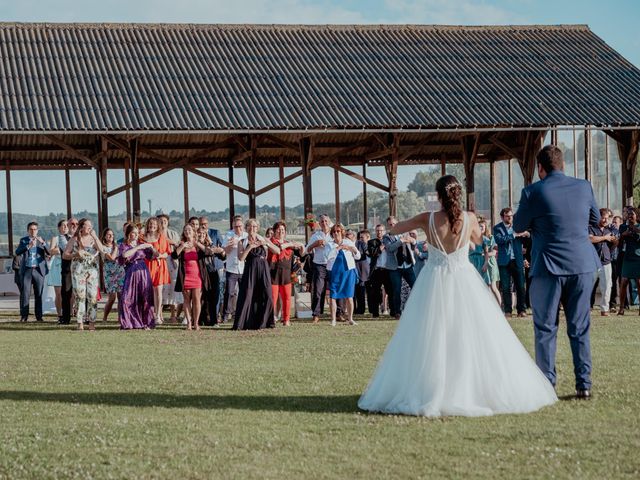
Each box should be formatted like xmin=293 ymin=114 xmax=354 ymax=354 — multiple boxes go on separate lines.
xmin=172 ymin=224 xmax=206 ymax=330
xmin=269 ymin=221 xmax=304 ymax=326
xmin=143 ymin=217 xmax=171 ymax=324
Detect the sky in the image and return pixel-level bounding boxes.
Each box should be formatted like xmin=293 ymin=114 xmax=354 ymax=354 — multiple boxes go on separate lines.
xmin=1 ymin=0 xmax=639 ymax=216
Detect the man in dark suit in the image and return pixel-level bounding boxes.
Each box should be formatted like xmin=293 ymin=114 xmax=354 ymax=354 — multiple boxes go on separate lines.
xmin=15 ymin=221 xmax=50 ymax=322
xmin=354 ymin=229 xmax=371 ymax=314
xmin=493 ymin=207 xmax=529 ymax=317
xmin=514 ymin=145 xmax=600 ymax=399
xmin=366 ymin=224 xmax=392 ymax=318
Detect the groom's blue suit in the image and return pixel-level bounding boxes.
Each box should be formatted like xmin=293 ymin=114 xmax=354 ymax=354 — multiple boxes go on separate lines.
xmin=514 ymin=170 xmax=600 ymax=390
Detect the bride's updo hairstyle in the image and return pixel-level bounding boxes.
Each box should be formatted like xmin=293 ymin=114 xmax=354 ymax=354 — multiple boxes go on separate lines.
xmin=435 ymin=175 xmax=463 ymax=234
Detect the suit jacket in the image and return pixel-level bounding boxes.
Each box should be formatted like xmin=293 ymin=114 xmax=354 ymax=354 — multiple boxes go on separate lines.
xmin=15 ymin=236 xmax=49 ymax=277
xmin=207 ymin=228 xmax=223 ymax=247
xmin=355 ymin=239 xmax=370 ymax=283
xmin=382 ymin=234 xmax=403 ymax=270
xmin=513 ymin=170 xmax=601 ymax=277
xmin=493 ymin=222 xmax=524 ymax=269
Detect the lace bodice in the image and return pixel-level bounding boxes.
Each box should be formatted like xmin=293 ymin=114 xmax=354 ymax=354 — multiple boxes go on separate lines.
xmin=426 ymin=212 xmax=472 ymax=271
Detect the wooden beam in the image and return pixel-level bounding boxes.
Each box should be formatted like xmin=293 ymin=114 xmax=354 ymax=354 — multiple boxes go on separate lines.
xmin=247 ymin=137 xmax=257 ymax=218
xmin=65 ymin=167 xmax=72 ymax=219
xmin=440 ymin=154 xmax=446 ymax=176
xmin=262 ymin=134 xmax=299 ymax=152
xmin=44 ymin=135 xmax=100 ymax=169
xmin=124 ymin=154 xmax=131 ymax=221
xmin=362 ymin=163 xmax=368 ymax=230
xmin=279 ymin=156 xmax=285 ymax=220
xmin=461 ymin=133 xmax=481 ymax=211
xmin=255 ymin=170 xmax=303 ymax=197
xmin=228 ymin=158 xmax=235 ymax=228
xmin=584 ymin=128 xmax=591 ymax=182
xmin=397 ymin=134 xmax=435 ymax=162
xmin=488 ymin=134 xmax=522 ymax=161
xmin=386 ymin=134 xmax=400 ymax=218
xmin=317 ymin=136 xmax=373 ymax=168
xmin=334 ymin=168 xmax=341 ymax=223
xmin=489 ymin=159 xmax=497 ymax=226
xmin=186 ymin=167 xmax=249 ymax=195
xmin=183 ymin=168 xmax=190 ymax=223
xmin=99 ymin=139 xmax=109 ymax=231
xmin=95 ymin=166 xmax=102 ymax=232
xmin=333 ymin=165 xmax=390 ymax=192
xmin=5 ymin=161 xmax=13 ymax=254
xmin=300 ymin=138 xmax=313 ymax=242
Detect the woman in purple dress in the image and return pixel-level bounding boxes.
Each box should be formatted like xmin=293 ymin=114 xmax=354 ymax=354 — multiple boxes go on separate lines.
xmin=118 ymin=224 xmax=157 ymax=330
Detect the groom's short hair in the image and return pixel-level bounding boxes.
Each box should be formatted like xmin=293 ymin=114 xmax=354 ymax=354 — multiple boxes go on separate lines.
xmin=537 ymin=145 xmax=564 ymax=173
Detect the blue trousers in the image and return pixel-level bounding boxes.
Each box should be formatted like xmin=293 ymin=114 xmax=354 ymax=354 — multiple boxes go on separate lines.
xmin=389 ymin=267 xmax=416 ymax=316
xmin=530 ymin=271 xmax=592 ymax=390
xmin=20 ymin=267 xmax=45 ymax=320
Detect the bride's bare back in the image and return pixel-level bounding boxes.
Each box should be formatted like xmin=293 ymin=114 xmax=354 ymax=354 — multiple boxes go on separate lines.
xmin=390 ymin=210 xmax=482 ymax=254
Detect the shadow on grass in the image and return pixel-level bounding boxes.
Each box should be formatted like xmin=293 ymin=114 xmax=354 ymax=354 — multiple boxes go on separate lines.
xmin=0 ymin=390 xmax=361 ymax=413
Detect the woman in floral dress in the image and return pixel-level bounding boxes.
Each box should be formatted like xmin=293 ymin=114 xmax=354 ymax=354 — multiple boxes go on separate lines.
xmin=100 ymin=228 xmax=125 ymax=322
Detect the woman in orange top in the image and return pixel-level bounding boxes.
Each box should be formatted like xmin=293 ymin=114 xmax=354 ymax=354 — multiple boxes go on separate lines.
xmin=143 ymin=217 xmax=171 ymax=324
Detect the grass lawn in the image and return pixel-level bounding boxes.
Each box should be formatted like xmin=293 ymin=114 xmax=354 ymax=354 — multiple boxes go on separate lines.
xmin=0 ymin=312 xmax=639 ymax=479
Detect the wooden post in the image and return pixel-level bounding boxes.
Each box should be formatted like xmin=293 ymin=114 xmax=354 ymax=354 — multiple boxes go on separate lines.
xmin=5 ymin=161 xmax=13 ymax=254
xmin=130 ymin=139 xmax=141 ymax=223
xmin=440 ymin=154 xmax=446 ymax=176
xmin=99 ymin=140 xmax=109 ymax=232
xmin=65 ymin=166 xmax=72 ymax=219
xmin=610 ymin=129 xmax=640 ymax=206
xmin=362 ymin=163 xmax=368 ymax=230
xmin=461 ymin=134 xmax=481 ymax=211
xmin=183 ymin=168 xmax=190 ymax=223
xmin=386 ymin=135 xmax=399 ymax=218
xmin=228 ymin=158 xmax=235 ymax=228
xmin=247 ymin=136 xmax=257 ymax=219
xmin=124 ymin=154 xmax=131 ymax=221
xmin=300 ymin=137 xmax=313 ymax=242
xmin=279 ymin=155 xmax=285 ymax=220
xmin=95 ymin=167 xmax=102 ymax=231
xmin=334 ymin=168 xmax=340 ymax=223
xmin=508 ymin=159 xmax=513 ymax=207
xmin=489 ymin=159 xmax=497 ymax=226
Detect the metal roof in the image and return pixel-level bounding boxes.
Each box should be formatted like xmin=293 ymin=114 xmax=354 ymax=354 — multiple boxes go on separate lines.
xmin=1 ymin=23 xmax=639 ymax=132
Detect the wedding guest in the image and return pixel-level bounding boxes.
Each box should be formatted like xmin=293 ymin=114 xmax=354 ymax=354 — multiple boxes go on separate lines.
xmin=118 ymin=224 xmax=157 ymax=330
xmin=222 ymin=215 xmax=247 ymax=323
xmin=327 ymin=223 xmax=360 ymax=326
xmin=143 ymin=217 xmax=171 ymax=324
xmin=199 ymin=217 xmax=225 ymax=325
xmin=197 ymin=226 xmax=225 ymax=326
xmin=473 ymin=219 xmax=501 ymax=303
xmin=233 ymin=219 xmax=280 ymax=330
xmin=265 ymin=227 xmax=274 ymax=240
xmin=269 ymin=221 xmax=304 ymax=326
xmin=412 ymin=231 xmax=429 ymax=277
xmin=158 ymin=214 xmax=183 ymax=323
xmin=63 ymin=218 xmax=104 ymax=330
xmin=15 ymin=222 xmax=50 ymax=322
xmin=354 ymin=229 xmax=370 ymax=314
xmin=188 ymin=216 xmax=200 ymax=232
xmin=494 ymin=207 xmax=529 ymax=318
xmin=366 ymin=224 xmax=392 ymax=318
xmin=609 ymin=215 xmax=622 ymax=310
xmin=383 ymin=216 xmax=416 ymax=319
xmin=173 ymin=224 xmax=209 ymax=330
xmin=59 ymin=218 xmax=77 ymax=324
xmin=617 ymin=207 xmax=640 ymax=315
xmin=306 ymin=214 xmax=334 ymax=323
xmin=100 ymin=228 xmax=125 ymax=322
xmin=48 ymin=219 xmax=68 ymax=321
xmin=589 ymin=208 xmax=616 ymax=316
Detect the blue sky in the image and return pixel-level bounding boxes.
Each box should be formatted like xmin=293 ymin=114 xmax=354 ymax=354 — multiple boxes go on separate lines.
xmin=1 ymin=0 xmax=638 ymax=216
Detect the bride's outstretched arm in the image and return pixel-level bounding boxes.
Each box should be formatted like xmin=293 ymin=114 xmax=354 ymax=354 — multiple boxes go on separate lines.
xmin=389 ymin=212 xmax=429 ymax=236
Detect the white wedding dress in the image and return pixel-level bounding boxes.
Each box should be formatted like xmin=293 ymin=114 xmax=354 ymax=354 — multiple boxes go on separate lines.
xmin=358 ymin=212 xmax=557 ymax=417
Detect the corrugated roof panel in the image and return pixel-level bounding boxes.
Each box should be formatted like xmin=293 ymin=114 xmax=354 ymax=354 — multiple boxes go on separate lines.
xmin=0 ymin=23 xmax=639 ymax=132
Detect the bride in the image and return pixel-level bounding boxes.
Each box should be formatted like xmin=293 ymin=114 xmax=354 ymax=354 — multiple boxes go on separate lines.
xmin=358 ymin=175 xmax=557 ymax=417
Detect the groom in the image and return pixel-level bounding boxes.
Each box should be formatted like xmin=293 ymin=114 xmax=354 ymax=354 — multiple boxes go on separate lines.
xmin=514 ymin=145 xmax=600 ymax=399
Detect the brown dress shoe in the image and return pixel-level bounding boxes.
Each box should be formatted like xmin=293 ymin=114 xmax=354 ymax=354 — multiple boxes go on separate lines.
xmin=576 ymin=389 xmax=591 ymax=400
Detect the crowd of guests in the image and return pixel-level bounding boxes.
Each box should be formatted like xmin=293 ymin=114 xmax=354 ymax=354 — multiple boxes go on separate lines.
xmin=13 ymin=203 xmax=638 ymax=329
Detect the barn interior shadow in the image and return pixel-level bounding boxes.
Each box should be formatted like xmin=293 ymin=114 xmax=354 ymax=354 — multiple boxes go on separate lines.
xmin=0 ymin=390 xmax=361 ymax=414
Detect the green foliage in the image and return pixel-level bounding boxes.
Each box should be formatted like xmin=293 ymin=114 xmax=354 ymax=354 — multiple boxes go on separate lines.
xmin=0 ymin=315 xmax=638 ymax=479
